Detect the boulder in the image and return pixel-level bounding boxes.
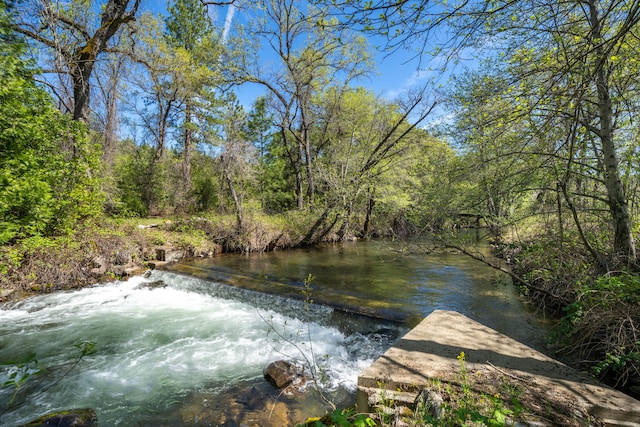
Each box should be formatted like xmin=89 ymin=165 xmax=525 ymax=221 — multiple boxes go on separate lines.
xmin=237 ymin=385 xmax=267 ymax=410
xmin=263 ymin=360 xmax=307 ymax=392
xmin=155 ymin=247 xmax=184 ymax=263
xmin=416 ymin=388 xmax=444 ymax=419
xmin=23 ymin=408 xmax=97 ymax=427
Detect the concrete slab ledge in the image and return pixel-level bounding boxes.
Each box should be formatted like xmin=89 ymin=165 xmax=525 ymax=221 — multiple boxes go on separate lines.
xmin=357 ymin=310 xmax=640 ymax=426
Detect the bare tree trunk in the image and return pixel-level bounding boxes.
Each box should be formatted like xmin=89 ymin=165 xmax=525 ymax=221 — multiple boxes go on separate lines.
xmin=304 ymin=137 xmax=315 ymax=206
xmin=72 ymin=64 xmax=93 ymax=123
xmin=155 ymin=89 xmax=177 ymax=160
xmin=181 ymin=101 xmax=193 ymax=209
xmin=68 ymin=0 xmax=140 ymax=123
xmin=102 ymin=64 xmax=120 ymax=165
xmin=560 ymin=181 xmax=607 ymax=268
xmin=295 ymin=167 xmax=304 ymax=209
xmin=301 ymin=206 xmax=340 ymax=245
xmin=293 ymin=134 xmax=305 ymax=210
xmin=337 ymin=202 xmax=353 ymax=241
xmin=222 ymin=154 xmax=245 ymax=232
xmin=589 ymin=0 xmax=636 ymax=265
xmin=556 ymin=182 xmax=563 ymax=251
xmin=301 ymin=122 xmax=315 ymax=206
xmin=278 ymin=128 xmax=304 ymax=209
xmin=362 ymin=187 xmax=375 ymax=238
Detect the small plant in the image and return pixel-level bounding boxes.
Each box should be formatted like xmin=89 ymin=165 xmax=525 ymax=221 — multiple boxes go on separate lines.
xmin=557 ymin=271 xmax=640 ymax=385
xmin=416 ymin=352 xmax=520 ymax=426
xmin=297 ymin=408 xmax=376 ymax=427
xmin=300 ymin=274 xmax=333 ymax=394
xmin=259 ymin=273 xmax=336 ymax=413
xmin=592 ymin=349 xmax=640 ymax=378
xmin=368 ymin=383 xmax=393 ymax=426
xmin=0 ymin=353 xmax=43 ymax=407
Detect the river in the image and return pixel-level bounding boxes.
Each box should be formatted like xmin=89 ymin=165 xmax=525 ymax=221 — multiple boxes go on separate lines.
xmin=0 ymin=239 xmax=550 ymax=426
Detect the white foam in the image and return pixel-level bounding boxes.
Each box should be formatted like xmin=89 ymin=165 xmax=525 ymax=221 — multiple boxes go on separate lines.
xmin=0 ymin=272 xmax=390 ymax=426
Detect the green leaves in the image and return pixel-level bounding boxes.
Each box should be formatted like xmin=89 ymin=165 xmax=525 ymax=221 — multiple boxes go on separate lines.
xmin=0 ymin=352 xmax=42 ymax=385
xmin=575 ymin=272 xmax=640 ymax=310
xmin=0 ymin=4 xmax=102 ymax=244
xmin=556 ymin=271 xmax=640 ymax=385
xmin=297 ymin=408 xmax=375 ymax=427
xmin=75 ymin=341 xmax=97 ymax=357
xmin=165 ymin=0 xmax=214 ymax=51
xmin=1 ymin=340 xmax=97 ymax=413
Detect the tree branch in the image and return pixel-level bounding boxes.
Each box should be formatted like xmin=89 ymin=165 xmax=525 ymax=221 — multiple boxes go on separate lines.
xmin=438 ymin=240 xmax=572 ymax=305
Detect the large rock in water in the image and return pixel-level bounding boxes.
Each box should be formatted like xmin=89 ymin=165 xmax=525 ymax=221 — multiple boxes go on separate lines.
xmin=263 ymin=360 xmax=308 ymax=394
xmin=23 ymin=408 xmax=97 ymax=426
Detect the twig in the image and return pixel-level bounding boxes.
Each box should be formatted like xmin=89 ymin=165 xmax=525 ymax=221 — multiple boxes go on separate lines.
xmin=486 ymin=361 xmax=523 ymax=382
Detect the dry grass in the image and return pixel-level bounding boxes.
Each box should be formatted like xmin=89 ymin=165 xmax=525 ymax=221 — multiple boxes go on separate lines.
xmin=0 ymin=213 xmax=301 ymax=301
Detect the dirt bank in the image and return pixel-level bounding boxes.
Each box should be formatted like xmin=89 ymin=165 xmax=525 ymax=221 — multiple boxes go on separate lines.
xmin=0 ymin=217 xmax=299 ymax=304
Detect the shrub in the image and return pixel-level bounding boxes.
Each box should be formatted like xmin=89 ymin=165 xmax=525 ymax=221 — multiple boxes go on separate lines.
xmin=0 ymin=5 xmax=103 ymax=243
xmin=560 ymin=272 xmax=640 ymax=387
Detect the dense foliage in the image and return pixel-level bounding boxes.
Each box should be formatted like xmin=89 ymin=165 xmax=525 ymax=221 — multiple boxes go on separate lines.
xmin=0 ymin=4 xmax=102 ymax=245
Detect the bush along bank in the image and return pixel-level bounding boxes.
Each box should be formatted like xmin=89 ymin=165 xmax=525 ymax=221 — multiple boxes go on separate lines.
xmin=502 ymin=237 xmax=640 ymax=400
xmin=0 ymin=202 xmax=411 ymax=302
xmin=0 ymin=215 xmax=301 ymax=303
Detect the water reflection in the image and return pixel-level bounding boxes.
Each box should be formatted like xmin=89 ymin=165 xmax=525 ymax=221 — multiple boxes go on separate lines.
xmin=172 ymin=239 xmax=548 ymax=348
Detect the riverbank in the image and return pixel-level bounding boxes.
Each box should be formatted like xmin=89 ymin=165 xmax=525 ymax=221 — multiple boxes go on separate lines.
xmin=0 ymin=214 xmax=304 ymax=303
xmin=0 ymin=236 xmax=564 ymax=426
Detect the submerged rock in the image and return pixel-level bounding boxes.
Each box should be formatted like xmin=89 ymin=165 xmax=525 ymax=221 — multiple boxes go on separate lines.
xmin=23 ymin=408 xmax=97 ymax=427
xmin=137 ymin=280 xmax=167 ymax=290
xmin=174 ymin=380 xmax=299 ymax=426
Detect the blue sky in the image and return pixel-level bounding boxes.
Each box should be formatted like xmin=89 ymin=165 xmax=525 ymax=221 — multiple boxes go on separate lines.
xmin=233 ymin=48 xmax=435 ymax=106
xmin=141 ymin=0 xmax=456 ymax=126
xmin=142 ymin=0 xmax=442 ymax=102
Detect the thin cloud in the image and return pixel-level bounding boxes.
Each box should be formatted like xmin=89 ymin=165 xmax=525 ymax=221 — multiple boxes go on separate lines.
xmin=221 ymin=3 xmax=236 ymax=45
xmin=384 ymin=68 xmax=433 ymax=99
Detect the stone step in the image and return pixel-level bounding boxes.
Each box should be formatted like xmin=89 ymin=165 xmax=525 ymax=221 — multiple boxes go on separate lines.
xmin=357 ymin=310 xmax=640 ymax=427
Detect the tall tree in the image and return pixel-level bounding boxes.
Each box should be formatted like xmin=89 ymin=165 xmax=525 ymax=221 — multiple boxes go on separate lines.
xmin=239 ymin=0 xmax=373 ymax=209
xmin=301 ymin=86 xmax=436 ymax=243
xmin=93 ymin=46 xmax=127 ymax=165
xmin=245 ymin=96 xmax=274 ymax=211
xmin=1 ymin=3 xmax=102 ymax=242
xmin=125 ymin=13 xmax=179 ymax=160
xmin=13 ymin=0 xmax=141 ymax=123
xmin=217 ymin=100 xmax=255 ymax=232
xmin=164 ymin=0 xmax=219 ymax=209
xmin=488 ymin=0 xmax=640 ymax=266
xmin=330 ymin=0 xmax=640 ymax=265
xmin=449 ymin=70 xmax=541 ymax=235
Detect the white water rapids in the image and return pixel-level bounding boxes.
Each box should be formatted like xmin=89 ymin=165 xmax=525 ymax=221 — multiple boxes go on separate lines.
xmin=0 ymin=271 xmax=397 ymax=426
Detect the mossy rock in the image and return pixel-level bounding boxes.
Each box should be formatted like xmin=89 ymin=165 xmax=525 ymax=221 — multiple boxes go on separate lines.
xmin=22 ymin=408 xmax=97 ymax=426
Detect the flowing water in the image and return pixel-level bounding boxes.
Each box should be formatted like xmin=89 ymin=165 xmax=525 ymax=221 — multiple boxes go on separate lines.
xmin=0 ymin=239 xmax=550 ymax=426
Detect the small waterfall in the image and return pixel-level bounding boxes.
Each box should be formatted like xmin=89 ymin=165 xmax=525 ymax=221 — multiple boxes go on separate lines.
xmin=0 ymin=271 xmax=402 ymax=426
